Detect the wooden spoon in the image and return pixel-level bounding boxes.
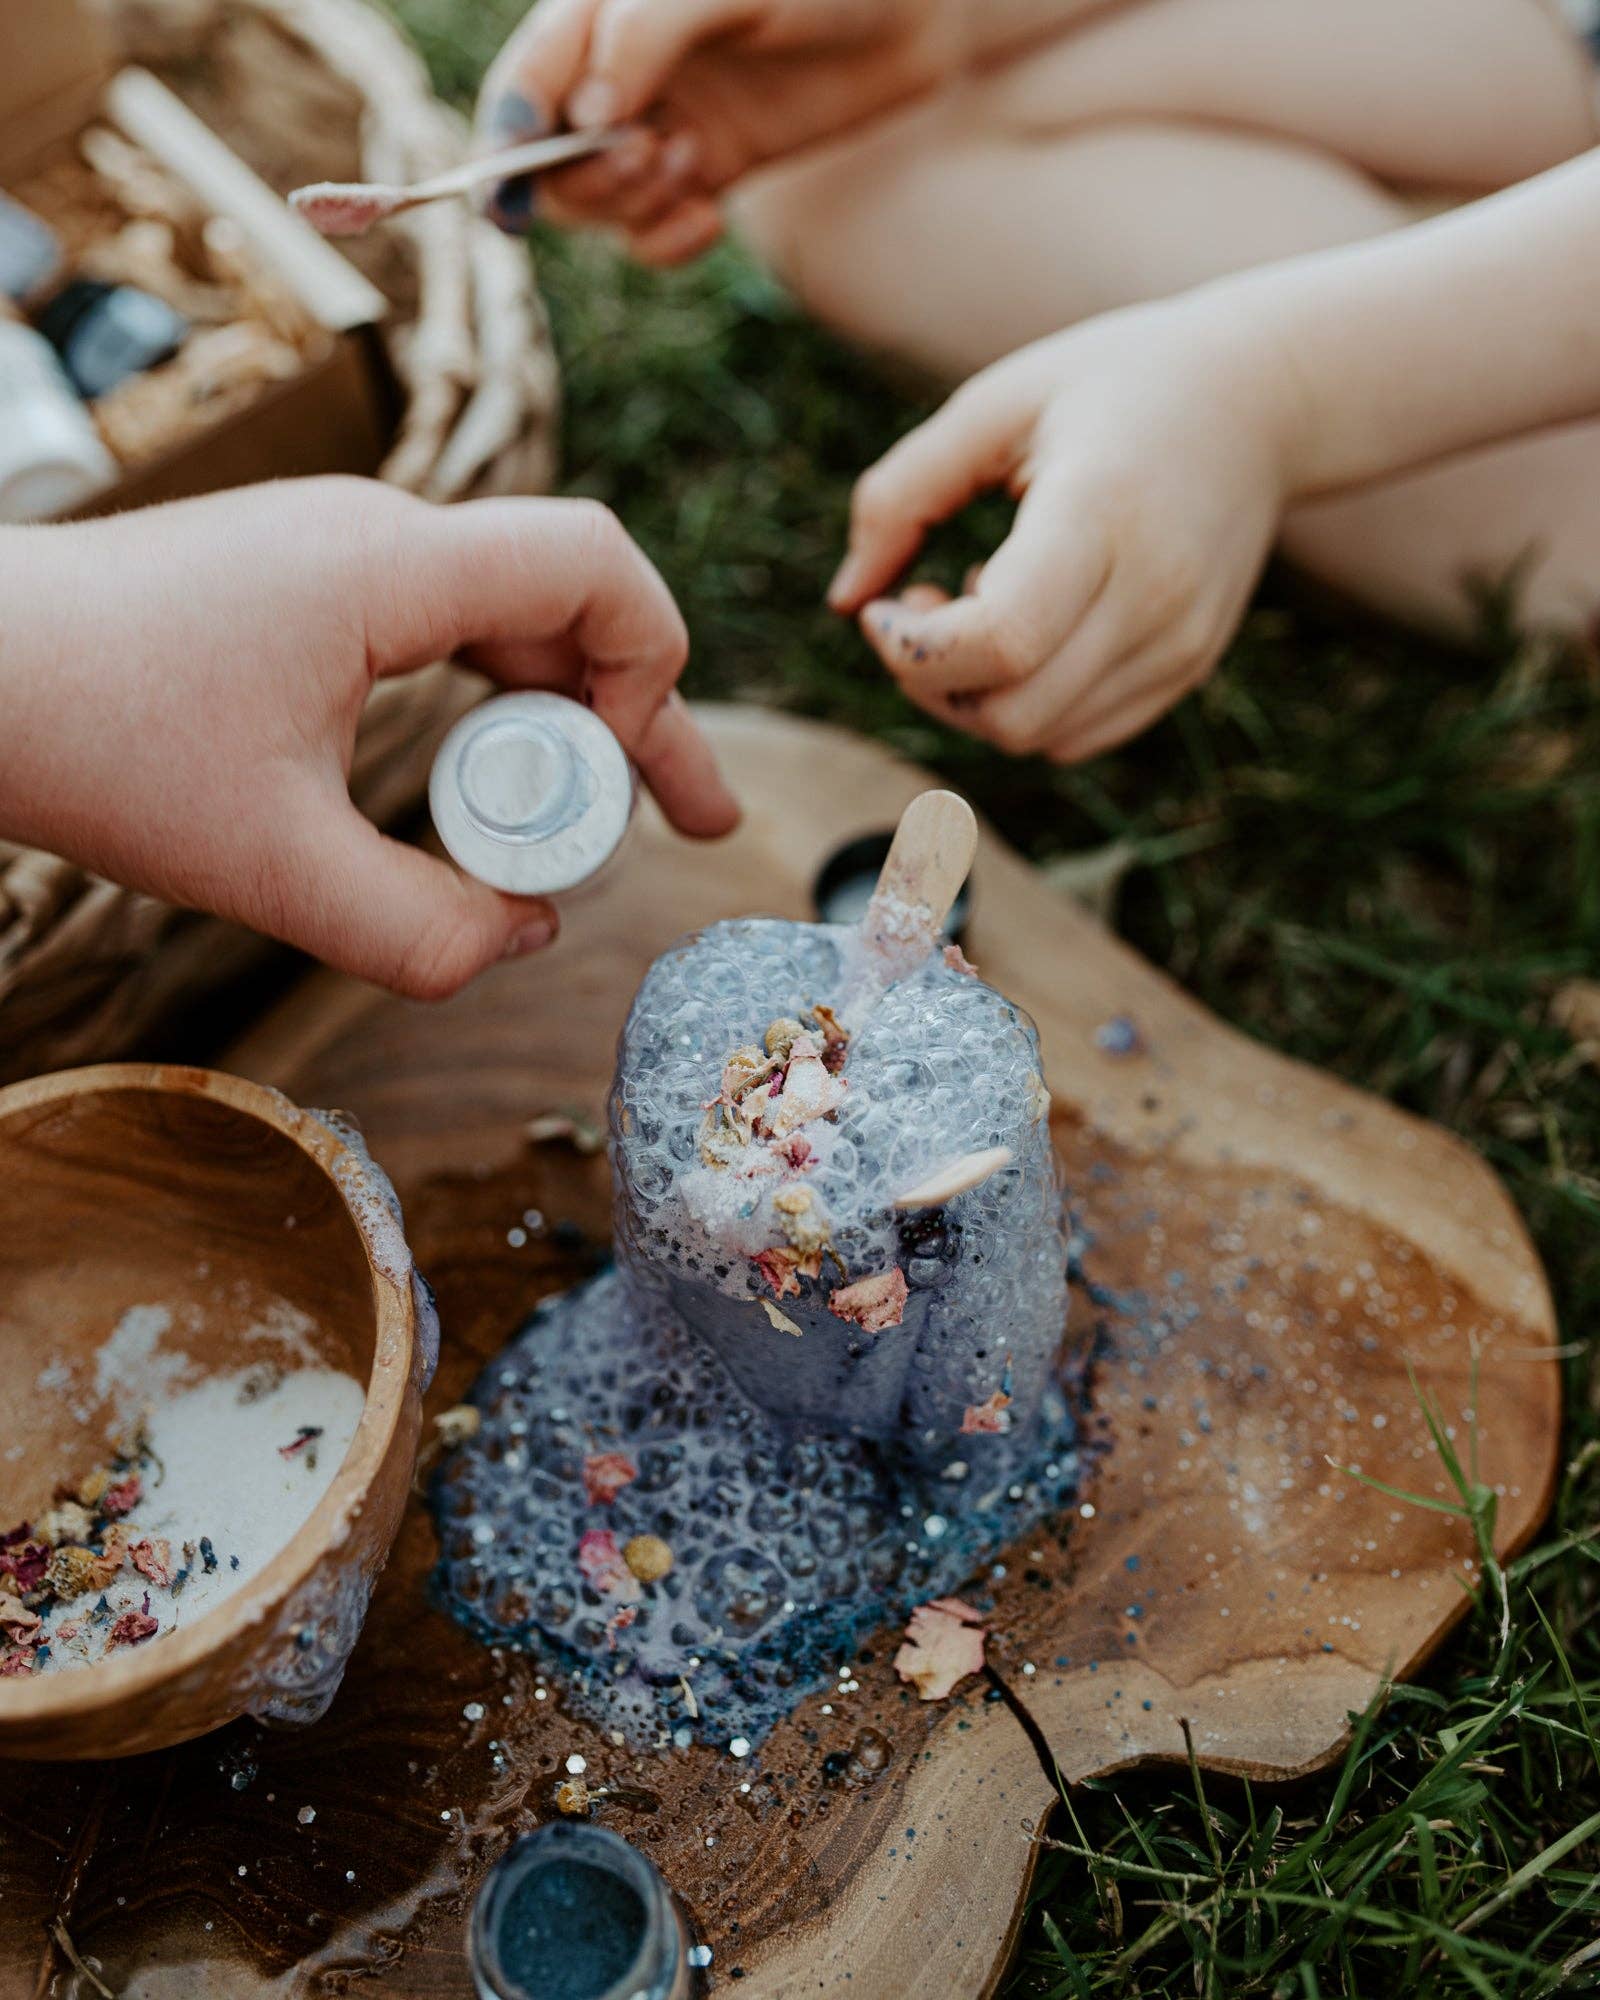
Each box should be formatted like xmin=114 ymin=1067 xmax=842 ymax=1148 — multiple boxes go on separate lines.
xmin=289 ymin=129 xmax=623 ymax=237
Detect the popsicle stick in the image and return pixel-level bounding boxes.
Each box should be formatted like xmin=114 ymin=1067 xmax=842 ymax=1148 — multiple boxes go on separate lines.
xmin=288 ymin=130 xmax=623 ymax=237
xmin=892 ymin=1146 xmax=1014 ymax=1210
xmin=861 ymin=790 xmax=977 ymax=953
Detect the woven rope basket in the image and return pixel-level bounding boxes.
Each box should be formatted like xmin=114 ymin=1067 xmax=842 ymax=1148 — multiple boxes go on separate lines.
xmin=0 ymin=0 xmax=558 ymax=1083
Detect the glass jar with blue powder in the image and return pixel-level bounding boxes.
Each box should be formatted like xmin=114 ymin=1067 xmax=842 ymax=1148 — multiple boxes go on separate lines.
xmin=470 ymin=1821 xmax=690 ymax=2000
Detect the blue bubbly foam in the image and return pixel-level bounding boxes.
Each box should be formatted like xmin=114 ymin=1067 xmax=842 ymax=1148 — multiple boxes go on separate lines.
xmin=432 ymin=920 xmax=1080 ymax=1746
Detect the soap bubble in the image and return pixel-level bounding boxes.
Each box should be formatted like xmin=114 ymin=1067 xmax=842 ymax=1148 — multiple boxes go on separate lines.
xmin=432 ymin=920 xmax=1080 ymax=1745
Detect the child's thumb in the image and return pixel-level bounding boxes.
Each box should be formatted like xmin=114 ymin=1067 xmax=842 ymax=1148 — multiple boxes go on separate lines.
xmin=273 ymin=804 xmax=558 ymax=1001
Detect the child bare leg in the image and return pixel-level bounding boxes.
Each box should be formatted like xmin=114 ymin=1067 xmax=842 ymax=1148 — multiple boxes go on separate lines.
xmin=734 ymin=0 xmax=1600 ymax=631
xmin=977 ymin=0 xmax=1594 ymax=191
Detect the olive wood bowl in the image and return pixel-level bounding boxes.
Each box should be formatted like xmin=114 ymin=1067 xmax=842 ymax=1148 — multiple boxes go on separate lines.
xmin=0 ymin=1064 xmax=424 ymax=1759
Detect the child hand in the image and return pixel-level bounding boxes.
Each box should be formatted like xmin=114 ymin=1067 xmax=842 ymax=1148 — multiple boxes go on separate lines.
xmin=0 ymin=479 xmax=738 ymax=998
xmin=829 ymin=302 xmax=1302 ymax=762
xmin=476 ymin=0 xmax=963 ymax=261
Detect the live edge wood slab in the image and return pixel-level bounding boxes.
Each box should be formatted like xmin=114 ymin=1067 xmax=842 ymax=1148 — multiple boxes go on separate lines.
xmin=0 ymin=707 xmax=1558 ymax=2000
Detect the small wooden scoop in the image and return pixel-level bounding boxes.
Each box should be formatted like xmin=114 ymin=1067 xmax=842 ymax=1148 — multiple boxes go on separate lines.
xmin=289 ymin=129 xmax=622 ymax=237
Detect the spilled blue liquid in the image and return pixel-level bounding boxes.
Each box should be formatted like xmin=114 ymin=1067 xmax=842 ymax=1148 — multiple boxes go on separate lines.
xmin=432 ymin=1264 xmax=1081 ymax=1745
xmin=431 ymin=920 xmax=1084 ymax=1747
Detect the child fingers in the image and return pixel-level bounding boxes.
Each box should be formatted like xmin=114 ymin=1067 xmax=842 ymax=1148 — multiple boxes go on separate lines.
xmin=950 ymin=568 xmax=1177 ymax=755
xmin=541 ymin=127 xmax=705 ymax=230
xmin=477 ymin=0 xmax=599 ymax=228
xmin=829 ymin=380 xmax=1029 ymax=613
xmin=859 ymin=484 xmax=1111 ymax=700
xmin=627 ymin=689 xmax=742 ymax=838
xmin=271 ymin=787 xmax=561 ymax=1002
xmin=377 ymin=493 xmax=698 ymax=808
xmin=388 ymin=497 xmax=738 ymax=838
xmin=625 ymin=195 xmax=725 ymax=266
xmin=575 ymin=0 xmax=762 ymax=128
xmin=1041 ymin=642 xmax=1200 ymax=765
xmin=368 ymin=495 xmax=684 ymax=689
xmin=538 ymin=125 xmax=661 ymax=218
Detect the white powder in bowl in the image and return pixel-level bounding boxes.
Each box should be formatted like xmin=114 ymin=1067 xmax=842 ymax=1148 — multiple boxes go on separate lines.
xmin=36 ymin=1365 xmax=364 ymax=1675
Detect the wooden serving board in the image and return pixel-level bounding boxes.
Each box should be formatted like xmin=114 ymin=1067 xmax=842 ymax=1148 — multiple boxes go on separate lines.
xmin=0 ymin=708 xmax=1558 ymax=2000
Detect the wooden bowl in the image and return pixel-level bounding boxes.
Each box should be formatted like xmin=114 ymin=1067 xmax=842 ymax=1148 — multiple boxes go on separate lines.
xmin=0 ymin=1064 xmax=426 ymax=1760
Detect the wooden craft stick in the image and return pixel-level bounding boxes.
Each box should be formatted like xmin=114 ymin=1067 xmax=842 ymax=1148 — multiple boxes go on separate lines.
xmin=860 ymin=790 xmax=977 ymax=956
xmin=892 ymin=1146 xmax=1014 ymax=1210
xmin=289 ymin=130 xmax=623 ymax=237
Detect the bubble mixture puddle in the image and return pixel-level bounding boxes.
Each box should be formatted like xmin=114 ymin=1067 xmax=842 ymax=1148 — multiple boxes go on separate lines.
xmin=433 ymin=920 xmax=1082 ymax=1746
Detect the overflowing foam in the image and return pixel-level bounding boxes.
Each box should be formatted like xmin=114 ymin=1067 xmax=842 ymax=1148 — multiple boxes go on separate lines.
xmin=433 ymin=919 xmax=1079 ymax=1744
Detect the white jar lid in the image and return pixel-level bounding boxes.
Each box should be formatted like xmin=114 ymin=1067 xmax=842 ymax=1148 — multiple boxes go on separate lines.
xmin=430 ymin=691 xmax=634 ymax=894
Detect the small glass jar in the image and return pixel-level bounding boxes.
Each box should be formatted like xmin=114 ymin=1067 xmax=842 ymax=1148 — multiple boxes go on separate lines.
xmin=0 ymin=310 xmax=116 ymax=521
xmin=0 ymin=193 xmax=63 ymax=308
xmin=36 ymin=278 xmax=188 ymax=401
xmin=430 ymin=691 xmax=637 ymax=897
xmin=469 ymin=1821 xmax=690 ymax=2000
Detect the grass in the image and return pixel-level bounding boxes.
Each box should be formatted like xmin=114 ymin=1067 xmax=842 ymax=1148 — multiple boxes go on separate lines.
xmin=383 ymin=8 xmax=1600 ymax=1990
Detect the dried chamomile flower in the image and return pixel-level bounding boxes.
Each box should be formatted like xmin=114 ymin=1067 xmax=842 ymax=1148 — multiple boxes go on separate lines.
xmin=622 ymin=1534 xmax=674 ymax=1583
xmin=36 ymin=1501 xmax=96 ymax=1547
xmin=763 ymin=1017 xmax=806 ymax=1060
xmin=47 ymin=1541 xmax=124 ymax=1600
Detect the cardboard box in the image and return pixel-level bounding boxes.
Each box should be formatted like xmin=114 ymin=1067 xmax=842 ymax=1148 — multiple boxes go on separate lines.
xmin=0 ymin=0 xmax=394 ymax=514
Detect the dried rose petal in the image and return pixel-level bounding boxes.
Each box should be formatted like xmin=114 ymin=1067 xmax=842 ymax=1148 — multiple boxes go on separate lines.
xmin=960 ymin=1390 xmax=1013 ymax=1436
xmin=129 ymin=1538 xmax=173 ymax=1588
xmin=753 ymin=1247 xmax=803 ymax=1300
xmin=894 ymin=1597 xmax=987 ymax=1701
xmin=765 ymin=1038 xmax=847 ymax=1137
xmin=109 ymin=1607 xmax=160 ymax=1648
xmin=54 ymin=1621 xmax=80 ymax=1643
xmin=807 ymin=1003 xmax=851 ymax=1074
xmin=0 ymin=1539 xmax=49 ymax=1593
xmin=0 ymin=1591 xmax=42 ymax=1646
xmin=101 ymin=1476 xmax=142 ymax=1519
xmin=0 ymin=1646 xmax=36 ymax=1676
xmin=778 ymin=1136 xmax=814 ymax=1172
xmin=582 ymin=1451 xmax=638 ymax=1507
xmin=943 ymin=943 xmax=978 ymax=977
xmin=829 ymin=1267 xmax=909 ymax=1332
xmin=605 ymin=1605 xmax=638 ymax=1648
xmin=577 ymin=1529 xmax=642 ymax=1603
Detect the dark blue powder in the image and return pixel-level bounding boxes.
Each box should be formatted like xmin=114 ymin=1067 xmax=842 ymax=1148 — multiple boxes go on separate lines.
xmin=494 ymin=1857 xmax=646 ymax=1999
